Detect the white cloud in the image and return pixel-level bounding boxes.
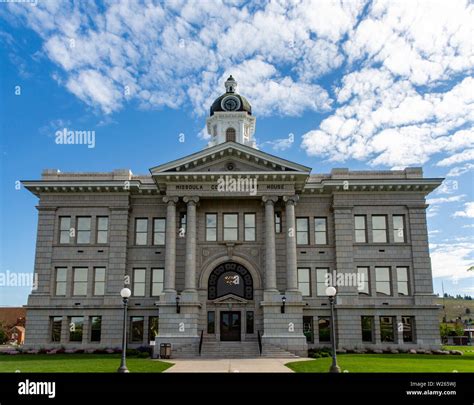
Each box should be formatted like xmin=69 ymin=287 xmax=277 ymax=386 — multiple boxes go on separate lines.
xmin=430 ymin=242 xmax=474 ymax=280
xmin=427 ymin=195 xmax=466 ymax=205
xmin=446 ymin=163 xmax=474 ymax=177
xmin=453 ymin=202 xmax=474 ymax=218
xmin=437 ymin=149 xmax=474 ymax=167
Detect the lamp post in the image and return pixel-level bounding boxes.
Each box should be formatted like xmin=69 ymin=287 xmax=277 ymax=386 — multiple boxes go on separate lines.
xmin=326 ymin=286 xmax=341 ymax=373
xmin=117 ymin=287 xmax=131 ymax=373
xmin=281 ymin=296 xmax=286 ymax=314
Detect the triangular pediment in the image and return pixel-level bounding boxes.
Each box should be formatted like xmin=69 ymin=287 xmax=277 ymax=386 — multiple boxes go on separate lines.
xmin=149 ymin=141 xmax=311 ymax=175
xmin=212 ymin=294 xmax=248 ymax=304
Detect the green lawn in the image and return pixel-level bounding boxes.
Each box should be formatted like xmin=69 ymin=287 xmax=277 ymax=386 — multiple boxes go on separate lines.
xmin=0 ymin=354 xmax=173 ymax=373
xmin=286 ymin=347 xmax=474 ymax=373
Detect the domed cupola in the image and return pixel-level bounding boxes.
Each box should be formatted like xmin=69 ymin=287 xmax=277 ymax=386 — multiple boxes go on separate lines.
xmin=206 ymin=76 xmax=257 ymax=148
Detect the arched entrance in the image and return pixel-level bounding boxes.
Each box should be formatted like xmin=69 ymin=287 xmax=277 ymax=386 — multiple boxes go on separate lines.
xmin=208 ymin=261 xmax=253 ymax=300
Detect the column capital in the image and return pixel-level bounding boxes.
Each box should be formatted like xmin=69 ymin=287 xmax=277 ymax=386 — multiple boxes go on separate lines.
xmin=183 ymin=196 xmax=200 ymax=205
xmin=283 ymin=195 xmax=299 ymax=205
xmin=163 ymin=196 xmax=179 ymax=205
xmin=262 ymin=195 xmax=279 ymax=205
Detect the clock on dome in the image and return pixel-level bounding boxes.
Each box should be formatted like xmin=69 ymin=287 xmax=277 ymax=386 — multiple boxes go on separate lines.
xmin=221 ymin=95 xmax=241 ymax=111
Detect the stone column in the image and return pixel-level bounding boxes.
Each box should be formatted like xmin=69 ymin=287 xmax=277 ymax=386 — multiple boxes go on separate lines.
xmin=183 ymin=196 xmax=199 ymax=292
xmin=283 ymin=195 xmax=299 ymax=292
xmin=163 ymin=196 xmax=178 ymax=294
xmin=262 ymin=196 xmax=278 ymax=292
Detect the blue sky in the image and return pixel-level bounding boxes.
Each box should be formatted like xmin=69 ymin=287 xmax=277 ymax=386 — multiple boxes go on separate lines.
xmin=0 ymin=0 xmax=473 ymax=306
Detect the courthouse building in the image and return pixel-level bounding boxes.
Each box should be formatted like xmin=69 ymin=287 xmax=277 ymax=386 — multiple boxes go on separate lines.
xmin=22 ymin=76 xmax=442 ymax=357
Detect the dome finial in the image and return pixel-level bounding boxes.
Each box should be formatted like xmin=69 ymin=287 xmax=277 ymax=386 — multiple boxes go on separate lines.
xmin=225 ymin=75 xmax=237 ymax=93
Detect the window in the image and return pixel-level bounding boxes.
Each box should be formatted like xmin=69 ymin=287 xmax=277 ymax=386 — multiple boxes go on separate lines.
xmin=223 ymin=213 xmax=238 ymax=241
xmin=153 ymin=218 xmax=166 ymax=245
xmin=93 ymin=267 xmax=105 ymax=296
xmin=226 ymin=127 xmax=236 ymax=142
xmin=133 ymin=269 xmax=146 ymax=297
xmin=76 ymin=217 xmax=91 ymax=244
xmin=357 ymin=267 xmax=370 ymax=295
xmin=380 ymin=316 xmax=395 ymax=342
xmin=130 ymin=317 xmax=144 ymax=343
xmin=55 ymin=267 xmax=67 ymax=296
xmin=96 ymin=216 xmax=108 ymax=244
xmin=361 ymin=316 xmax=374 ymax=343
xmin=135 ymin=218 xmax=148 ymax=245
xmin=372 ymin=215 xmax=387 ymax=243
xmin=318 ymin=317 xmax=331 ymax=342
xmin=206 ymin=213 xmax=217 ymax=241
xmin=303 ymin=316 xmax=314 ymax=343
xmin=151 ymin=268 xmax=164 ymax=296
xmin=246 ymin=311 xmax=254 ymax=334
xmin=59 ymin=217 xmax=71 ymax=244
xmin=179 ymin=213 xmax=187 ymax=236
xmin=207 ymin=311 xmax=215 ymax=334
xmin=402 ymin=316 xmax=415 ymax=342
xmin=149 ymin=316 xmax=159 ymax=343
xmin=393 ymin=215 xmax=405 ymax=243
xmin=375 ymin=267 xmax=391 ymax=296
xmin=244 ymin=213 xmax=256 ymax=241
xmin=90 ymin=316 xmax=102 ymax=342
xmin=314 ymin=217 xmax=327 ymax=245
xmin=275 ymin=212 xmax=282 ymax=233
xmin=73 ymin=267 xmax=88 ymax=296
xmin=69 ymin=316 xmax=84 ymax=342
xmin=51 ymin=317 xmax=62 ymax=342
xmin=316 ymin=268 xmax=330 ymax=296
xmin=396 ymin=266 xmax=409 ymax=296
xmin=354 ymin=215 xmax=367 ymax=243
xmin=296 ymin=217 xmax=309 ymax=245
xmin=297 ymin=268 xmax=311 ymax=296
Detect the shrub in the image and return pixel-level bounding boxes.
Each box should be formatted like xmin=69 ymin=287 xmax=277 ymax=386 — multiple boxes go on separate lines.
xmin=126 ymin=349 xmax=139 ymax=357
xmin=137 ymin=351 xmax=150 ymax=359
xmin=137 ymin=345 xmax=153 ymax=355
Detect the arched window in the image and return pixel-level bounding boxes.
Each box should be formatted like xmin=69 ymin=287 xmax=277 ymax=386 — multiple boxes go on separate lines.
xmin=225 ymin=127 xmax=236 ymax=142
xmin=208 ymin=262 xmax=253 ymax=300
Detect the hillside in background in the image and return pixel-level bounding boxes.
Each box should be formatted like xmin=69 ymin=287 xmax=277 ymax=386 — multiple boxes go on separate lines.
xmin=436 ymin=298 xmax=474 ymax=324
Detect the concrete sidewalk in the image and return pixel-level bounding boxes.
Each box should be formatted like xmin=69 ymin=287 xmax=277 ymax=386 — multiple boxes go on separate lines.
xmin=161 ymin=358 xmax=308 ymax=373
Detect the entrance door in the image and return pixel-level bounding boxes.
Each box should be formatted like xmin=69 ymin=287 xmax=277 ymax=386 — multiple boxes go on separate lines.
xmin=220 ymin=311 xmax=241 ymax=341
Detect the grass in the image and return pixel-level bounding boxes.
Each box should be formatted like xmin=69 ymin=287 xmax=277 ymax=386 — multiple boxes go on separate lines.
xmin=286 ymin=347 xmax=474 ymax=373
xmin=0 ymin=354 xmax=173 ymax=373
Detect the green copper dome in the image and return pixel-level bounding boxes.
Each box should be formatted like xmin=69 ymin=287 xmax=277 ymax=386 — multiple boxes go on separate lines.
xmin=210 ymin=76 xmax=252 ymax=116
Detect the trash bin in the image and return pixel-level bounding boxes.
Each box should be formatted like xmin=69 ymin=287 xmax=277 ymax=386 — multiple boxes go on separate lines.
xmin=160 ymin=343 xmax=171 ymax=359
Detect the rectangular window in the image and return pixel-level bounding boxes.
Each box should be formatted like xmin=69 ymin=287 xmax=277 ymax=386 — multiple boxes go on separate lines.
xmin=130 ymin=316 xmax=144 ymax=343
xmin=73 ymin=267 xmax=88 ymax=296
xmin=69 ymin=316 xmax=84 ymax=342
xmin=133 ymin=268 xmax=146 ymax=297
xmin=90 ymin=316 xmax=102 ymax=342
xmin=51 ymin=316 xmax=62 ymax=342
xmin=380 ymin=316 xmax=395 ymax=342
xmin=397 ymin=266 xmax=409 ymax=296
xmin=372 ymin=215 xmax=387 ymax=243
xmin=303 ymin=316 xmax=314 ymax=343
xmin=357 ymin=267 xmax=370 ymax=295
xmin=314 ymin=217 xmax=327 ymax=245
xmin=206 ymin=213 xmax=217 ymax=241
xmin=246 ymin=311 xmax=254 ymax=334
xmin=316 ymin=268 xmax=330 ymax=296
xmin=96 ymin=216 xmax=108 ymax=244
xmin=93 ymin=267 xmax=106 ymax=296
xmin=375 ymin=267 xmax=391 ymax=296
xmin=393 ymin=215 xmax=406 ymax=243
xmin=361 ymin=316 xmax=374 ymax=343
xmin=318 ymin=317 xmax=331 ymax=342
xmin=149 ymin=316 xmax=159 ymax=343
xmin=151 ymin=268 xmax=164 ymax=296
xmin=55 ymin=267 xmax=67 ymax=296
xmin=275 ymin=212 xmax=282 ymax=233
xmin=207 ymin=311 xmax=215 ymax=334
xmin=59 ymin=217 xmax=71 ymax=244
xmin=354 ymin=215 xmax=367 ymax=243
xmin=223 ymin=213 xmax=238 ymax=241
xmin=77 ymin=217 xmax=91 ymax=244
xmin=153 ymin=218 xmax=166 ymax=245
xmin=297 ymin=268 xmax=311 ymax=296
xmin=179 ymin=213 xmax=187 ymax=235
xmin=244 ymin=213 xmax=256 ymax=241
xmin=402 ymin=316 xmax=415 ymax=343
xmin=135 ymin=218 xmax=148 ymax=245
xmin=296 ymin=217 xmax=309 ymax=245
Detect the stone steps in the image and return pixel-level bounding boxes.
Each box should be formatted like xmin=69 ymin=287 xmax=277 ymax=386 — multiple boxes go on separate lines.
xmin=200 ymin=341 xmax=260 ymax=358
xmin=261 ymin=344 xmax=300 ymax=358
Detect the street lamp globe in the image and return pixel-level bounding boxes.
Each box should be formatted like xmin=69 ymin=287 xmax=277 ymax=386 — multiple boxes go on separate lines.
xmin=325 ymin=286 xmax=337 ymax=297
xmin=120 ymin=288 xmax=131 ymax=299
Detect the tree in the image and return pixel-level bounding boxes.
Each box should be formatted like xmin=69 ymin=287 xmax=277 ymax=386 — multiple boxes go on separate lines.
xmin=0 ymin=323 xmax=8 ymax=344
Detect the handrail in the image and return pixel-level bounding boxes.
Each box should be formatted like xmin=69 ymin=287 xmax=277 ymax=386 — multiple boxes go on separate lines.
xmin=257 ymin=330 xmax=262 ymax=355
xmin=198 ymin=330 xmax=204 ymax=356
